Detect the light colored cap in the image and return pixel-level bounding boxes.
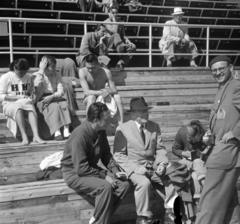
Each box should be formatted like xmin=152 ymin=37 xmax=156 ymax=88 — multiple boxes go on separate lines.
xmin=171 ymin=7 xmax=185 ymax=16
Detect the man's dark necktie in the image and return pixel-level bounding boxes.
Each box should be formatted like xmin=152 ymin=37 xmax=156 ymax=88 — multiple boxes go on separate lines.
xmin=140 ymin=125 xmax=145 ymax=144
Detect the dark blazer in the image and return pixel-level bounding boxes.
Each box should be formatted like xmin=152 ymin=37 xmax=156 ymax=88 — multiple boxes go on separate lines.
xmin=206 ymin=75 xmax=240 ymax=169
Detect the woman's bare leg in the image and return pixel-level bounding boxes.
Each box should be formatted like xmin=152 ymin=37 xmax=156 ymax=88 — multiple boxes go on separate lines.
xmin=15 ymin=109 xmax=29 ymax=145
xmin=28 ymin=111 xmax=46 ymax=144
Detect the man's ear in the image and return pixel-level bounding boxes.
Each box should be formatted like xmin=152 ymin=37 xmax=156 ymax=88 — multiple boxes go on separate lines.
xmin=229 ymin=64 xmax=234 ymax=72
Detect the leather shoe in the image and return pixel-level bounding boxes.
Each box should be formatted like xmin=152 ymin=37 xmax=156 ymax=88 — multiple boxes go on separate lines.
xmin=164 ymin=210 xmax=176 ymax=224
xmin=136 ymin=217 xmax=148 ymax=224
xmin=54 ymin=135 xmax=63 ymax=141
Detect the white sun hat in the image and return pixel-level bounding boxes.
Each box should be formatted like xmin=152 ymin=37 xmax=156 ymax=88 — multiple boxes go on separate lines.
xmin=171 ymin=7 xmax=185 ymax=16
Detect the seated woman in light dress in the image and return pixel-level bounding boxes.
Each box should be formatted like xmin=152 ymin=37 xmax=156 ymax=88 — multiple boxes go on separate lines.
xmin=33 ymin=56 xmax=74 ymax=140
xmin=0 ymin=58 xmax=46 ymax=145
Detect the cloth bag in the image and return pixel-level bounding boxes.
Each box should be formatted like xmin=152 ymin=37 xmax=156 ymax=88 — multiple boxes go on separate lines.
xmin=96 ymin=95 xmax=117 ymax=117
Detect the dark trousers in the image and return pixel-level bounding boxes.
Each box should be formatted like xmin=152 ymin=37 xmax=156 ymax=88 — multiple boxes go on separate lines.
xmin=63 ymin=170 xmax=131 ymax=224
xmin=107 ymin=33 xmax=136 ymax=66
xmin=195 ymin=167 xmax=240 ymax=224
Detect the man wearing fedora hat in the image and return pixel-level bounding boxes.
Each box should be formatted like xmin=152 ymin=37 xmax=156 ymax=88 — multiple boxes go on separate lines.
xmin=195 ymin=56 xmax=240 ymax=224
xmin=159 ymin=7 xmax=198 ymax=67
xmin=113 ymin=97 xmax=180 ymax=224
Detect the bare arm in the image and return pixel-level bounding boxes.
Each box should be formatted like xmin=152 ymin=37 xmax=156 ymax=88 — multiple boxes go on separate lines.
xmin=79 ymin=69 xmax=102 ymax=96
xmin=54 ymin=72 xmax=65 ymax=98
xmin=105 ymin=69 xmax=118 ymax=95
xmin=3 ymin=95 xmax=28 ymax=101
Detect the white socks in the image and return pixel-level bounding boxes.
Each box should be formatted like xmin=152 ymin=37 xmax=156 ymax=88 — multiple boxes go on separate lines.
xmin=54 ymin=130 xmax=61 ymax=137
xmin=54 ymin=126 xmax=70 ymax=139
xmin=89 ymin=217 xmax=95 ymax=224
xmin=63 ymin=125 xmax=70 ymax=138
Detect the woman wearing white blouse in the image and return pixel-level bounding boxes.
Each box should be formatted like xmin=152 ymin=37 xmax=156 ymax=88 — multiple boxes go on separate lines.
xmin=0 ymin=58 xmax=46 ymax=145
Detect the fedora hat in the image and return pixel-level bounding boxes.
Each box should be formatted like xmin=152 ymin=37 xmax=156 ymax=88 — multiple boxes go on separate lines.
xmin=171 ymin=7 xmax=185 ymax=16
xmin=127 ymin=97 xmax=153 ymax=112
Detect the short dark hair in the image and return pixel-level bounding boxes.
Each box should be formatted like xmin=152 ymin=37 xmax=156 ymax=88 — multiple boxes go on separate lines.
xmin=9 ymin=58 xmax=29 ymax=71
xmin=187 ymin=120 xmax=204 ymax=137
xmin=87 ymin=102 xmax=108 ymax=122
xmin=96 ymin=23 xmax=106 ymax=31
xmin=85 ymin=54 xmax=98 ymax=64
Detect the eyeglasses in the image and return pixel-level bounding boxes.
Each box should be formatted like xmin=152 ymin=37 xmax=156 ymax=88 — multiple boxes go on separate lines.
xmin=211 ymin=66 xmax=229 ymax=75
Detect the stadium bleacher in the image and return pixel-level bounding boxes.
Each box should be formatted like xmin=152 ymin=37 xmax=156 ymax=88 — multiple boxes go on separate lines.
xmin=0 ymin=1 xmax=240 ymax=223
xmin=0 ymin=0 xmax=239 ymax=68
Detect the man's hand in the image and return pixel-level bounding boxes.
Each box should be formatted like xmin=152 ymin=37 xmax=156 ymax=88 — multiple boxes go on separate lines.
xmin=125 ymin=39 xmax=134 ymax=48
xmin=221 ymin=131 xmax=235 ymax=144
xmin=72 ymin=80 xmax=77 ymax=86
xmin=100 ymin=89 xmax=111 ymax=103
xmin=105 ymin=175 xmax=118 ymax=188
xmin=134 ymin=166 xmax=149 ymax=175
xmin=155 ymin=164 xmax=166 ymax=176
xmin=100 ymin=89 xmax=110 ymax=98
xmin=42 ymin=95 xmax=54 ymax=106
xmin=39 ymin=57 xmax=48 ymax=72
xmin=203 ymin=130 xmax=214 ymax=145
xmin=182 ymin=151 xmax=191 ymax=159
xmin=115 ymin=172 xmax=128 ymax=180
xmin=99 ymin=35 xmax=107 ymax=44
xmin=180 ymin=38 xmax=189 ymax=45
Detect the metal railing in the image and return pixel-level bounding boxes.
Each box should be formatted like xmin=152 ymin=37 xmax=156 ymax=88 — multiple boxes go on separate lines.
xmin=0 ymin=17 xmax=240 ymax=67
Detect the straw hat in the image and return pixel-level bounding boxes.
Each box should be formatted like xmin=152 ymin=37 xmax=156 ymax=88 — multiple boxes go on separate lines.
xmin=171 ymin=7 xmax=185 ymax=16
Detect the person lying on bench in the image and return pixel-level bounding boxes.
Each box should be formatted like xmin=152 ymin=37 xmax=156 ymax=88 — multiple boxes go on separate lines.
xmin=61 ymin=102 xmax=131 ymax=224
xmin=0 ymin=58 xmax=46 ymax=145
xmin=79 ymin=54 xmax=124 ymax=124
